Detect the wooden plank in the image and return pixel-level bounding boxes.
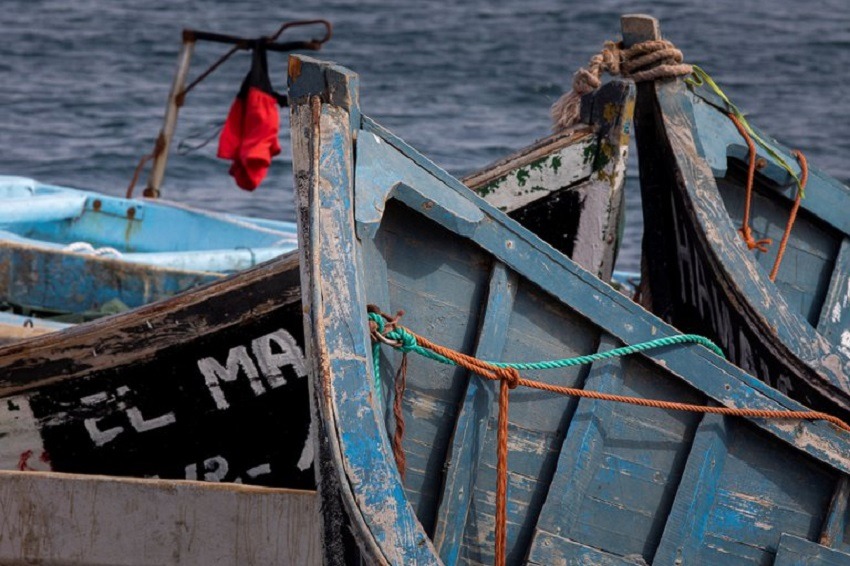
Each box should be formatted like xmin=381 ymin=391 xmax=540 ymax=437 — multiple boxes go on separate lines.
xmin=433 ymin=261 xmax=518 ymax=564
xmin=654 ymin=414 xmax=837 ymax=564
xmin=775 ymin=533 xmax=850 ymax=566
xmin=371 ymin=200 xmax=495 ymax=534
xmin=462 ymin=127 xmax=592 ymax=191
xmin=817 ymin=238 xmax=850 ymax=347
xmin=440 ymin=277 xmax=598 ymax=564
xmin=465 ymin=136 xmax=595 ymax=212
xmin=568 ymin=80 xmax=633 ymax=278
xmin=528 ymin=532 xmax=649 ymax=566
xmin=0 ymin=470 xmax=321 ymax=565
xmin=527 ymin=335 xmax=703 ymax=564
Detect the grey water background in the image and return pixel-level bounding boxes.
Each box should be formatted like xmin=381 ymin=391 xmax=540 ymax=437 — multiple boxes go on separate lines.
xmin=2 ymin=1 xmax=848 ymax=272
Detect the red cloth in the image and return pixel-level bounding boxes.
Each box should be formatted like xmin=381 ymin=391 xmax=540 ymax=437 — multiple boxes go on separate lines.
xmin=217 ymin=46 xmax=281 ymax=191
xmin=218 ymin=87 xmax=281 ymax=191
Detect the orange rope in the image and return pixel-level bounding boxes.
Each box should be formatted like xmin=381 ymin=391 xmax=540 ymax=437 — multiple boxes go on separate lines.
xmin=728 ymin=113 xmax=772 ymax=253
xmin=392 ymin=354 xmax=408 ymax=479
xmin=401 ymin=330 xmax=850 ymax=566
xmin=769 ymin=150 xmax=807 ymax=281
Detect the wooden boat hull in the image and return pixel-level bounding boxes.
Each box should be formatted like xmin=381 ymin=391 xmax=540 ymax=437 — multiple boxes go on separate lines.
xmin=0 ymin=176 xmax=298 ymax=318
xmin=466 ymin=80 xmax=634 ymax=280
xmin=629 ymin=16 xmax=850 ymax=419
xmin=0 ymin=252 xmax=315 ymax=489
xmin=292 ymin=54 xmax=850 ymax=565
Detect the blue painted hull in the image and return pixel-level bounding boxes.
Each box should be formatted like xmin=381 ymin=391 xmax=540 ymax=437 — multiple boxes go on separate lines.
xmin=294 ymin=55 xmax=850 ymax=565
xmin=0 ymin=176 xmax=298 ymax=317
xmin=632 ymin=19 xmax=850 ymax=421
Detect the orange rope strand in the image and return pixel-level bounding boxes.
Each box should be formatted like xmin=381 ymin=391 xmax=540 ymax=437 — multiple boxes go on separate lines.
xmin=413 ymin=332 xmax=849 ymax=431
xmin=392 ymin=353 xmax=408 ymax=479
xmin=769 ymin=150 xmax=808 ymax=281
xmin=403 ymin=328 xmax=850 ymax=566
xmin=728 ymin=113 xmax=772 ymax=253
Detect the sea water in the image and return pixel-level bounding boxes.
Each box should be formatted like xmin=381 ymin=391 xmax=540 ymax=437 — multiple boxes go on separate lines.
xmin=1 ymin=0 xmax=848 ymax=271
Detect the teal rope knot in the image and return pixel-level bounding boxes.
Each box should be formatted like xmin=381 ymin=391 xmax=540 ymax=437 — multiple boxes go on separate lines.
xmin=368 ymin=311 xmax=386 ymax=333
xmin=385 ymin=326 xmax=418 ymax=352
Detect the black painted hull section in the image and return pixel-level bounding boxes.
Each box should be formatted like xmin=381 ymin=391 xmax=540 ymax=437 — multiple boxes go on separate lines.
xmin=0 ymin=254 xmax=314 ymax=489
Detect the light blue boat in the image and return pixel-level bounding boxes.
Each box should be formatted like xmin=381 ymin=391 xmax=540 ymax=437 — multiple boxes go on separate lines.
xmin=0 ymin=175 xmax=298 ymax=318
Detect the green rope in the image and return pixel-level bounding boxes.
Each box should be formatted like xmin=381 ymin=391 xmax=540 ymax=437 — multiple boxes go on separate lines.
xmin=368 ymin=313 xmax=725 ymax=379
xmin=686 ymin=65 xmax=804 ymax=196
xmin=370 ymin=314 xmax=385 ymax=407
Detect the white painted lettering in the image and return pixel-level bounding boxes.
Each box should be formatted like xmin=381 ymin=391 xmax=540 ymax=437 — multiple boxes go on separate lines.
xmin=252 ymin=329 xmax=307 ymax=389
xmin=198 ymin=329 xmax=307 ymax=410
xmin=246 ymin=463 xmax=272 ymax=478
xmin=83 ymin=419 xmax=124 ymax=447
xmin=297 ymin=417 xmax=316 ymax=472
xmin=198 ymin=346 xmax=264 ymax=410
xmin=126 ymin=407 xmax=177 ymax=433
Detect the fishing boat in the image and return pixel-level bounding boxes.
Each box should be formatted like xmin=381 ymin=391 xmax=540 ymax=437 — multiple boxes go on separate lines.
xmin=0 ymin=175 xmax=298 ymax=319
xmin=0 ymin=23 xmax=333 ymax=323
xmin=627 ymin=15 xmax=850 ymax=419
xmin=292 ymin=54 xmax=850 ymax=565
xmin=0 ymin=251 xmax=316 ymax=488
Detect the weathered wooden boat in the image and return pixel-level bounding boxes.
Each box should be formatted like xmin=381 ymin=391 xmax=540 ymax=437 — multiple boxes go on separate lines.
xmin=628 ymin=15 xmax=850 ymax=419
xmin=0 ymin=251 xmax=316 ymax=490
xmin=0 ymin=175 xmax=298 ymax=318
xmin=292 ymin=55 xmax=850 ymax=565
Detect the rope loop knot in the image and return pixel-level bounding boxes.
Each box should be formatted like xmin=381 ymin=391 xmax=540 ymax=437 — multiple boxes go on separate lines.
xmin=552 ymin=38 xmax=693 ymax=131
xmin=495 ymin=366 xmax=521 ymax=390
xmin=738 ymin=225 xmax=773 ymax=253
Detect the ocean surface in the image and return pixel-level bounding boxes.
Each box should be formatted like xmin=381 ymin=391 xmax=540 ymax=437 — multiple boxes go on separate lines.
xmin=2 ymin=1 xmax=848 ymax=272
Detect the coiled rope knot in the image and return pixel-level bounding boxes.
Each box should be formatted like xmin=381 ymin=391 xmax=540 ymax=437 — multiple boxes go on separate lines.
xmin=738 ymin=225 xmax=772 ymax=253
xmin=494 ymin=366 xmax=520 ymax=390
xmin=368 ymin=306 xmax=413 ymax=349
xmin=552 ymin=38 xmax=693 ymax=131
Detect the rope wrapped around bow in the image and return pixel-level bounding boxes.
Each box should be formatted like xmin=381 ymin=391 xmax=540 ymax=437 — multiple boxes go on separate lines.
xmin=552 ymin=39 xmax=692 ymax=131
